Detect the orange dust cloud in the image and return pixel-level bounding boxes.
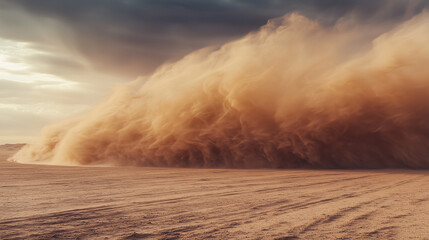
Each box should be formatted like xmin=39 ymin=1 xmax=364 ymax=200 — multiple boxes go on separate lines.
xmin=10 ymin=13 xmax=429 ymax=168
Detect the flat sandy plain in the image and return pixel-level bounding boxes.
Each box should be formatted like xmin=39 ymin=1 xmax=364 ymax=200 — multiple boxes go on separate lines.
xmin=1 ymin=144 xmax=429 ymax=240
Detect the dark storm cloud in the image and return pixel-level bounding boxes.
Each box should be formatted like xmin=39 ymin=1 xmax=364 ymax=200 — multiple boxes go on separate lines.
xmin=1 ymin=0 xmax=428 ymax=79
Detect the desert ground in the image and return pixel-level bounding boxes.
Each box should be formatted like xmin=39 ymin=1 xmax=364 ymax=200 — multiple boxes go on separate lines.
xmin=1 ymin=144 xmax=429 ymax=240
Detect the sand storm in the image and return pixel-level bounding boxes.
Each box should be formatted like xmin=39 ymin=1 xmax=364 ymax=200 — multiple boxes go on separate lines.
xmin=10 ymin=12 xmax=429 ymax=168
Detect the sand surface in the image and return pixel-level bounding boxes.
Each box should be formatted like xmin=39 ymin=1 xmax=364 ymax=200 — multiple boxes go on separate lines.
xmin=1 ymin=145 xmax=429 ymax=239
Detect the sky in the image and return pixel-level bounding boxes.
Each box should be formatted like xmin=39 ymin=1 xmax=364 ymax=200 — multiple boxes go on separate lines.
xmin=0 ymin=0 xmax=428 ymax=144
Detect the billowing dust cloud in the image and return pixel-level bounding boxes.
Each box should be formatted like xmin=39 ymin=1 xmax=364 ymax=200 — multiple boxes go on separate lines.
xmin=10 ymin=12 xmax=429 ymax=168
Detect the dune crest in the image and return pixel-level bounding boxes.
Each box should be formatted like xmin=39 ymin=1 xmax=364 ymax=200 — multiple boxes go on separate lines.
xmin=11 ymin=12 xmax=429 ymax=168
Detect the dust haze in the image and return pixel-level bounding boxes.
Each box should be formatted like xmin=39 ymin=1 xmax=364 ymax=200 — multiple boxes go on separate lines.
xmin=10 ymin=12 xmax=429 ymax=168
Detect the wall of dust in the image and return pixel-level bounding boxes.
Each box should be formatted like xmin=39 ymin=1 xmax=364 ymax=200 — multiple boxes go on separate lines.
xmin=10 ymin=12 xmax=429 ymax=168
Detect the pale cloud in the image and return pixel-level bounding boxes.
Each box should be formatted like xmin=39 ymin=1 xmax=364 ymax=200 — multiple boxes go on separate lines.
xmin=0 ymin=38 xmax=114 ymax=143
